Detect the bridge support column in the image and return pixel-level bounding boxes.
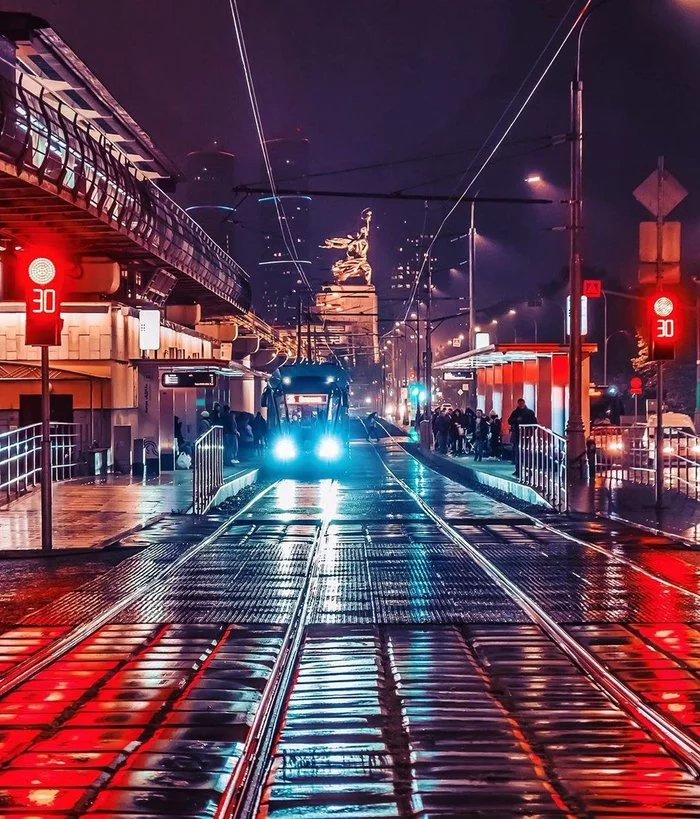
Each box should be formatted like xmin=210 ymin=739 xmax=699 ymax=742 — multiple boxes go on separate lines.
xmin=137 ymin=368 xmax=160 ymax=476
xmin=159 ymin=387 xmax=175 ymax=470
xmin=230 ymin=377 xmax=255 ymax=414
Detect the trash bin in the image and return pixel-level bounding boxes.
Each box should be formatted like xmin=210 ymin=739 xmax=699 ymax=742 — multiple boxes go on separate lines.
xmin=88 ymin=447 xmax=108 ymax=477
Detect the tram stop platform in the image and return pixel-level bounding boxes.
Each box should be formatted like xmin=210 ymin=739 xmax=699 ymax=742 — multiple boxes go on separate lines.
xmin=0 ymin=462 xmax=258 ymax=553
xmin=419 ymin=446 xmax=700 ymax=546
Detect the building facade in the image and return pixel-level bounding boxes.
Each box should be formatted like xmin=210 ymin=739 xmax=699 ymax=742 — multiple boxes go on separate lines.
xmin=186 ymin=143 xmax=237 ymax=256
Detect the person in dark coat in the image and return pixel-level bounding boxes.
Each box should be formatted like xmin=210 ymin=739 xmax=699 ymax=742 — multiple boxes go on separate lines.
xmin=507 ymin=398 xmax=537 ymax=474
xmin=488 ymin=410 xmax=502 ymax=459
xmin=434 ymin=408 xmax=451 ymax=454
xmin=211 ymin=402 xmax=221 ymax=425
xmin=472 ymin=409 xmax=490 ymax=462
xmin=252 ymin=412 xmax=267 ymax=454
xmin=222 ymin=405 xmax=239 ymax=464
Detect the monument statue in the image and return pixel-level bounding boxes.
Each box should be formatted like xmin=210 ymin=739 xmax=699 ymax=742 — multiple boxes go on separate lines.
xmin=321 ymin=208 xmax=373 ymax=285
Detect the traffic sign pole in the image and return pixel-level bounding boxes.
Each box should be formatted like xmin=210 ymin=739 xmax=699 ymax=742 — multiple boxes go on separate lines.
xmin=655 ymin=157 xmax=665 ymax=510
xmin=40 ymin=345 xmax=52 ymax=551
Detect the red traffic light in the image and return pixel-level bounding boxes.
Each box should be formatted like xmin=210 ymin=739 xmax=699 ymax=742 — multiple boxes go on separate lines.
xmin=629 ymin=376 xmax=642 ymax=395
xmin=21 ymin=249 xmax=64 ymax=347
xmin=649 ymin=290 xmax=678 ymax=361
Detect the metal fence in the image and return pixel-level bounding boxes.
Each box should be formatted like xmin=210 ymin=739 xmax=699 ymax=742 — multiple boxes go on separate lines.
xmin=518 ymin=424 xmax=567 ymax=512
xmin=592 ymin=425 xmax=700 ymax=501
xmin=0 ymin=422 xmax=81 ymax=504
xmin=192 ymin=425 xmax=224 ymax=515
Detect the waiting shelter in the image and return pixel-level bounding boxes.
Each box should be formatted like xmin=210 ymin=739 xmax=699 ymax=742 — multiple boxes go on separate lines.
xmin=434 ymin=342 xmax=597 ymax=435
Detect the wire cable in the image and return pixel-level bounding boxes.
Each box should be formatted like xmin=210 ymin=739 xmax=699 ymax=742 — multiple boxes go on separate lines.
xmin=400 ymin=0 xmax=588 ymax=327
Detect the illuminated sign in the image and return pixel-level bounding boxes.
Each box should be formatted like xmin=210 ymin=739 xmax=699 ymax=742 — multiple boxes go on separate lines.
xmin=139 ymin=309 xmax=161 ymax=351
xmin=474 ymin=332 xmax=490 ymax=348
xmin=161 ymin=371 xmax=217 ymax=388
xmin=566 ymin=295 xmax=589 ymax=336
xmin=443 ymin=370 xmax=475 ymax=381
xmin=287 ymin=394 xmax=327 ymax=405
xmin=22 ymin=252 xmax=63 ymax=346
xmin=649 ymin=291 xmax=679 ymax=360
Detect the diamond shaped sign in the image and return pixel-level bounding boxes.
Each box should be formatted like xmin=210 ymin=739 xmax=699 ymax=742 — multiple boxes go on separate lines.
xmin=633 ymin=169 xmax=687 ymax=218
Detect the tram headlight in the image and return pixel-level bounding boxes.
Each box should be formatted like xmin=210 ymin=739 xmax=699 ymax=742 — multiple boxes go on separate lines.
xmin=317 ymin=435 xmax=342 ymax=460
xmin=273 ymin=437 xmax=297 ymax=461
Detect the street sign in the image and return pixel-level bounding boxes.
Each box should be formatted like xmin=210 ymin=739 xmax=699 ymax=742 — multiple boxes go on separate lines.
xmin=582 ymin=279 xmax=602 ymax=298
xmin=443 ymin=370 xmax=475 ymax=381
xmin=649 ymin=291 xmax=679 ymax=361
xmin=630 ymin=376 xmax=643 ymax=395
xmin=566 ymin=295 xmax=588 ymax=336
xmin=22 ymin=252 xmax=64 ymax=346
xmin=633 ymin=169 xmax=687 ymax=218
xmin=638 ymin=221 xmax=681 ymax=284
xmin=161 ymin=371 xmax=217 ymax=388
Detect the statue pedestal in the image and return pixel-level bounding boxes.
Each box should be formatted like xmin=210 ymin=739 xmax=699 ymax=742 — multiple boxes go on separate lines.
xmin=315 ymin=283 xmax=379 ymax=364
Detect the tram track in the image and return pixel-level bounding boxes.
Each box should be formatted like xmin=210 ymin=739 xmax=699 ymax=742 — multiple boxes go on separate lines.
xmin=0 ymin=480 xmax=282 ymax=700
xmin=375 ymin=439 xmax=700 ymax=777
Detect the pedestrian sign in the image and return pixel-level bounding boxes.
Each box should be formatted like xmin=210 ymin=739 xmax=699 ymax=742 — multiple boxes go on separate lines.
xmin=582 ymin=279 xmax=602 ymax=298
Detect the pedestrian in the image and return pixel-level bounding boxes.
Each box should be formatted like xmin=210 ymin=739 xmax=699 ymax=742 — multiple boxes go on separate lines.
xmin=221 ymin=405 xmax=239 ymax=464
xmin=174 ymin=416 xmax=184 ymax=452
xmin=211 ymin=402 xmax=221 ymax=425
xmin=198 ymin=410 xmax=212 ymax=437
xmin=488 ymin=410 xmax=502 ymax=459
xmin=507 ymin=398 xmax=537 ymax=475
xmin=366 ymin=411 xmax=379 ymax=441
xmin=252 ymin=411 xmax=267 ymax=454
xmin=453 ymin=409 xmax=465 ymax=456
xmin=431 ymin=407 xmax=440 ymax=448
xmin=435 ymin=408 xmax=451 ymax=454
xmin=472 ymin=409 xmax=489 ymax=462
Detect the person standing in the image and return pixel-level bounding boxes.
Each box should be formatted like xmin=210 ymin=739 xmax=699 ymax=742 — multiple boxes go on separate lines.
xmin=211 ymin=402 xmax=221 ymax=426
xmin=252 ymin=411 xmax=267 ymax=455
xmin=488 ymin=410 xmax=502 ymax=459
xmin=435 ymin=408 xmax=451 ymax=454
xmin=198 ymin=410 xmax=212 ymax=437
xmin=507 ymin=398 xmax=537 ymax=475
xmin=472 ymin=409 xmax=489 ymax=462
xmin=222 ymin=405 xmax=240 ymax=465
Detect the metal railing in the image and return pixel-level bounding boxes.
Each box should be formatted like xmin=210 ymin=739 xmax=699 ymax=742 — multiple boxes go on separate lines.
xmin=592 ymin=425 xmax=700 ymax=501
xmin=0 ymin=422 xmax=80 ymax=504
xmin=518 ymin=424 xmax=567 ymax=512
xmin=192 ymin=425 xmax=224 ymax=515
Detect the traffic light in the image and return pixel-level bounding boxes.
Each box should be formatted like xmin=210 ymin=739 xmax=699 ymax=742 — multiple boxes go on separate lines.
xmin=409 ymin=382 xmax=426 ymax=401
xmin=649 ymin=290 xmax=679 ymax=361
xmin=21 ymin=249 xmax=64 ymax=346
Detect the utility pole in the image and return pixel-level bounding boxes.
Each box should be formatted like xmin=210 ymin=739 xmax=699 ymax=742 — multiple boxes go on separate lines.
xmin=695 ymin=277 xmax=700 ymax=434
xmin=654 ymin=156 xmax=665 ymax=509
xmin=425 ymin=259 xmax=433 ymax=415
xmin=468 ymin=201 xmax=476 ymax=351
xmin=565 ymin=57 xmax=587 ymax=497
xmin=296 ymin=298 xmax=302 ymax=360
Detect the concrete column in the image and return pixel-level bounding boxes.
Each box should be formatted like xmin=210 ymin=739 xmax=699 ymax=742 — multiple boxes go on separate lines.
xmin=137 ymin=367 xmax=160 ymax=476
xmin=230 ymin=377 xmax=255 ymax=414
xmin=523 ymin=359 xmax=538 ymax=418
xmin=159 ymin=387 xmax=175 ymax=470
xmin=552 ymin=354 xmax=568 ymax=435
xmin=537 ymin=356 xmax=553 ymax=429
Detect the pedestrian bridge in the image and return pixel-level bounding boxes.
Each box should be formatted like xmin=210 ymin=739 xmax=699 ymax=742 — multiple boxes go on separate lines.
xmin=0 ymin=12 xmax=251 ymax=317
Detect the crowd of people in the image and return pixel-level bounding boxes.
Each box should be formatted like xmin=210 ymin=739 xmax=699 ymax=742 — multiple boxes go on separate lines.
xmin=174 ymin=403 xmax=268 ymax=469
xmin=422 ymin=397 xmax=538 ymax=475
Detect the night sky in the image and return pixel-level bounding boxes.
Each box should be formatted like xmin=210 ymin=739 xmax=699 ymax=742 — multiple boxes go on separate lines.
xmin=4 ymin=0 xmax=700 ymax=345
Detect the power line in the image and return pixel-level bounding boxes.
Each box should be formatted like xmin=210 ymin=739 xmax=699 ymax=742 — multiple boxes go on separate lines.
xmin=232 ymin=186 xmax=553 ymax=205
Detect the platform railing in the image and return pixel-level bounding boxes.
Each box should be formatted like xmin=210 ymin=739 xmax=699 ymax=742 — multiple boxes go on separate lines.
xmin=0 ymin=422 xmax=81 ymax=504
xmin=192 ymin=425 xmax=224 ymax=515
xmin=592 ymin=425 xmax=700 ymax=501
xmin=518 ymin=424 xmax=567 ymax=512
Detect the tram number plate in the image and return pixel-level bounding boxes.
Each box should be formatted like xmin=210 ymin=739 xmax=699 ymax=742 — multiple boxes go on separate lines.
xmin=287 ymin=394 xmax=326 ymax=405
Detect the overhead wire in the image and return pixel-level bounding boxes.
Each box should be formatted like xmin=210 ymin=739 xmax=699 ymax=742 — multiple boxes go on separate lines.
xmin=227 ymin=0 xmax=341 ymax=363
xmin=400 ymin=0 xmax=586 ymax=327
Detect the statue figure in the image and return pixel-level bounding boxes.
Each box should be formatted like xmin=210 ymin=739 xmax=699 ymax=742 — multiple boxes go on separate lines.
xmin=321 ymin=208 xmax=373 ymax=284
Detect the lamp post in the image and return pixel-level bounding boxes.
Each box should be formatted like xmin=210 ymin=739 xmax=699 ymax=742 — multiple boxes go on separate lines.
xmin=603 ymin=328 xmax=633 ymax=387
xmin=468 ymin=200 xmax=476 ymax=351
xmin=565 ymin=13 xmax=588 ymax=491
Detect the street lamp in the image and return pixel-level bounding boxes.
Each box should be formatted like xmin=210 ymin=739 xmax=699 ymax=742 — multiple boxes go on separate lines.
xmin=603 ymin=328 xmax=633 ymax=386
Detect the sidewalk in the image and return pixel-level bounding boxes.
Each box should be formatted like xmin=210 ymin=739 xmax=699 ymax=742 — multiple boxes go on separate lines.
xmin=0 ymin=461 xmax=257 ymax=552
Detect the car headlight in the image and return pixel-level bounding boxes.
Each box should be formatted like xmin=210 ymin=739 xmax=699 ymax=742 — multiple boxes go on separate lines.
xmin=317 ymin=436 xmax=342 ymax=460
xmin=273 ymin=437 xmax=297 ymax=461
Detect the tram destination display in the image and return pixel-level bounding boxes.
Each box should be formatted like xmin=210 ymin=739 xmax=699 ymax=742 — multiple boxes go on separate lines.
xmin=161 ymin=371 xmax=217 ymax=388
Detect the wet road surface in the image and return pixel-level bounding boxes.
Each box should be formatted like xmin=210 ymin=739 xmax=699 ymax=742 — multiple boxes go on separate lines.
xmin=0 ymin=440 xmax=699 ymax=817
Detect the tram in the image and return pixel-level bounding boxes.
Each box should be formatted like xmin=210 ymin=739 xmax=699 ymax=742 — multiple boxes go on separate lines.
xmin=262 ymin=361 xmax=351 ymax=469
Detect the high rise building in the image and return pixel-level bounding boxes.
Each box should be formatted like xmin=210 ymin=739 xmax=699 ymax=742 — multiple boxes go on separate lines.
xmin=389 ymin=221 xmax=439 ymax=310
xmin=185 ymin=143 xmax=236 ymax=255
xmin=258 ymin=136 xmax=311 ymax=326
